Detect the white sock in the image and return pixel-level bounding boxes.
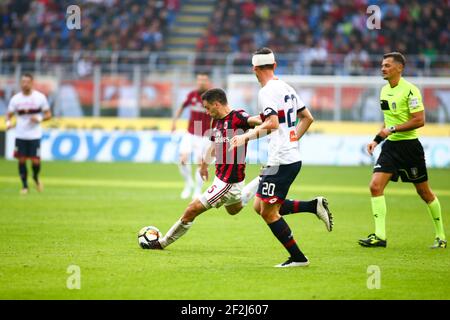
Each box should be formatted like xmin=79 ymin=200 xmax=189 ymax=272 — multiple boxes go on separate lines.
xmin=178 ymin=164 xmax=193 ymax=190
xmin=241 ymin=177 xmax=260 ymax=205
xmin=194 ymin=168 xmax=204 ymax=195
xmin=159 ymin=219 xmax=193 ymax=248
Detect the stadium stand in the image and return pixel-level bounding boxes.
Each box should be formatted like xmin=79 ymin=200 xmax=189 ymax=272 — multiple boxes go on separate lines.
xmin=0 ymin=0 xmax=448 ymax=76
xmin=197 ymin=0 xmax=449 ymax=75
xmin=0 ymin=1 xmax=448 ymax=121
xmin=0 ymin=0 xmax=179 ymax=69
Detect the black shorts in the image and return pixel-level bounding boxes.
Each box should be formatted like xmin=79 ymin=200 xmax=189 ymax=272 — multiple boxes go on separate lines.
xmin=374 ymin=139 xmax=428 ymax=183
xmin=256 ymin=161 xmax=302 ymax=204
xmin=14 ymin=139 xmax=41 ymax=159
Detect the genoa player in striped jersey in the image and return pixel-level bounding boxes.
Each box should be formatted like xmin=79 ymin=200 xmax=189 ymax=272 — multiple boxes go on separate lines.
xmin=142 ymin=88 xmax=262 ymax=250
xmin=230 ymin=47 xmax=333 ymax=267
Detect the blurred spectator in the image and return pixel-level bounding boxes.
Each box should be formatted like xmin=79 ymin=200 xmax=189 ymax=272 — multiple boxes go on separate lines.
xmin=0 ymin=0 xmax=448 ymax=76
xmin=0 ymin=0 xmax=178 ymax=64
xmin=344 ymin=43 xmax=370 ymax=75
xmin=198 ymin=0 xmax=449 ymax=74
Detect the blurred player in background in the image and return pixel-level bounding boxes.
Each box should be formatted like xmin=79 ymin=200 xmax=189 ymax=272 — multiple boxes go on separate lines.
xmin=360 ymin=52 xmax=446 ymax=249
xmin=230 ymin=48 xmax=333 ymax=268
xmin=141 ymin=88 xmax=262 ymax=249
xmin=171 ymin=73 xmax=212 ymax=200
xmin=5 ymin=73 xmax=52 ymax=194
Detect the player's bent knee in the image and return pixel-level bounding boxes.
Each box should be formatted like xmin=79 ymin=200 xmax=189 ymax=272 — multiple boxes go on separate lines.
xmin=369 ymin=181 xmax=383 ymax=196
xmin=253 ymin=201 xmax=261 ymax=215
xmin=260 ymin=208 xmax=275 ymax=222
xmin=260 ymin=212 xmax=278 ymax=224
xmin=225 ymin=204 xmax=242 ymax=215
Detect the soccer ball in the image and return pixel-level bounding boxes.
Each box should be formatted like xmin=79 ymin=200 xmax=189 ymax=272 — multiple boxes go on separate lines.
xmin=138 ymin=226 xmax=162 ymax=248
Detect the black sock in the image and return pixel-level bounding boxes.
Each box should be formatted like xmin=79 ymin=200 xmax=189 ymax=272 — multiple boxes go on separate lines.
xmin=280 ymin=199 xmax=318 ymax=215
xmin=32 ymin=163 xmax=41 ymax=183
xmin=19 ymin=162 xmax=28 ymax=189
xmin=268 ymin=217 xmax=306 ymax=261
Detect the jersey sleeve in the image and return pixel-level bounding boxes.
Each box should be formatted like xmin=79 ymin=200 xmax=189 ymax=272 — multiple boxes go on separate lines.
xmin=296 ymin=94 xmax=306 ymax=112
xmin=234 ymin=110 xmax=251 ymax=131
xmin=258 ymin=89 xmax=278 ymax=120
xmin=181 ymin=92 xmax=193 ymax=109
xmin=407 ymin=85 xmax=424 ymax=113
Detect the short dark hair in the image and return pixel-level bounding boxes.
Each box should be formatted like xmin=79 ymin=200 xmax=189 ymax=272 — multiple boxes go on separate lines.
xmin=22 ymin=73 xmax=34 ymax=80
xmin=201 ymin=88 xmax=228 ymax=105
xmin=253 ymin=47 xmax=275 ymax=70
xmin=383 ymin=52 xmax=406 ymax=66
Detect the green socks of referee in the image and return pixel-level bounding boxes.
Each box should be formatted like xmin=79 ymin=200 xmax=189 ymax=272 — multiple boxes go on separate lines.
xmin=371 ymin=195 xmax=387 ymax=240
xmin=427 ymin=197 xmax=446 ymax=240
xmin=371 ymin=195 xmax=446 ymax=241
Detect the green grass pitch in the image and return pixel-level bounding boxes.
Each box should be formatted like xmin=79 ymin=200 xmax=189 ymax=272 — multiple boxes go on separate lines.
xmin=0 ymin=159 xmax=449 ymax=299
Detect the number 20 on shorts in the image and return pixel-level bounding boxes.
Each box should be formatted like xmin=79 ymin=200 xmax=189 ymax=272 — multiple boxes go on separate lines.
xmin=261 ymin=182 xmax=275 ymax=196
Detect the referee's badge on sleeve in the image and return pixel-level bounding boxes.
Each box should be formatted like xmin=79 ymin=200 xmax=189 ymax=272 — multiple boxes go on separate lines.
xmin=409 ymin=97 xmax=419 ymax=109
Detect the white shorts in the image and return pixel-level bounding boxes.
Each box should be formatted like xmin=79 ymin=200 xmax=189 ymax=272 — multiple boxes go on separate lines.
xmin=179 ymin=133 xmax=210 ymax=164
xmin=199 ymin=176 xmax=244 ymax=209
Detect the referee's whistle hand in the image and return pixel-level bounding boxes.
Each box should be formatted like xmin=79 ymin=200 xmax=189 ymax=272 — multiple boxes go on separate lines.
xmin=367 ymin=141 xmax=377 ymax=155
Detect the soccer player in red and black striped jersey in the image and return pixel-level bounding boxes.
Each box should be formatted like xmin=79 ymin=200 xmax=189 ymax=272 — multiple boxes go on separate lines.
xmin=142 ymin=88 xmax=262 ymax=250
xmin=171 ymin=73 xmax=212 ymax=200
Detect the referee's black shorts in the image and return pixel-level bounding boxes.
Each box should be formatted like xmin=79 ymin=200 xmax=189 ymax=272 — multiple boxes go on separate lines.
xmin=374 ymin=138 xmax=428 ymax=183
xmin=14 ymin=138 xmax=41 ymax=159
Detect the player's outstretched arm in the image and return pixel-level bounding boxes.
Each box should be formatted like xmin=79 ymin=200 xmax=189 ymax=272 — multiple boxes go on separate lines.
xmin=247 ymin=115 xmax=262 ymax=127
xmin=294 ymin=108 xmax=314 ymax=140
xmin=171 ymin=106 xmax=184 ymax=132
xmin=229 ymin=114 xmax=278 ymax=149
xmin=31 ymin=110 xmax=52 ymax=124
xmin=43 ymin=110 xmax=52 ymax=121
xmin=200 ymin=142 xmax=215 ymax=181
xmin=368 ymin=111 xmax=425 ymax=156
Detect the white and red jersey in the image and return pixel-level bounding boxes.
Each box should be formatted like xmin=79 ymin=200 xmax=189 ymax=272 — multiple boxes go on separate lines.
xmin=8 ymin=90 xmax=50 ymax=140
xmin=182 ymin=90 xmax=211 ymax=136
xmin=258 ymin=79 xmax=306 ymax=166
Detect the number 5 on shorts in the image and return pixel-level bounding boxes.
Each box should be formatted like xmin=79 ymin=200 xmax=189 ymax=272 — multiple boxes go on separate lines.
xmin=208 ymin=185 xmax=217 ymax=193
xmin=261 ymin=182 xmax=275 ymax=196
